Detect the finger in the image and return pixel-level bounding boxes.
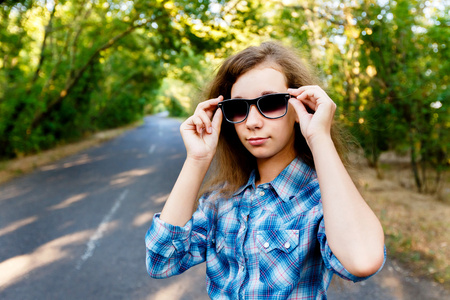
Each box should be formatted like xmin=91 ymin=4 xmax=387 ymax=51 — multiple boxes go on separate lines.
xmin=287 ymin=85 xmax=320 ymax=96
xmin=298 ymin=86 xmax=332 ymax=102
xmin=196 ymin=96 xmax=222 ymax=109
xmin=289 ymin=88 xmax=318 ymax=109
xmin=287 ymin=88 xmax=302 ymax=97
xmin=181 ymin=116 xmax=194 ymax=131
xmin=297 ymin=89 xmax=325 ymax=111
xmin=192 ymin=111 xmax=212 ymax=134
xmin=195 ymin=96 xmax=223 ymax=118
xmin=191 ymin=115 xmax=204 ymax=134
xmin=294 ymin=96 xmax=317 ymax=113
xmin=211 ymin=107 xmax=223 ymax=134
xmin=296 ymin=88 xmax=318 ymax=101
xmin=289 ymin=98 xmax=309 ymax=117
xmin=191 ymin=96 xmax=224 ymax=134
xmin=289 ymin=99 xmax=312 ymax=134
xmin=287 ymin=86 xmax=312 ymax=96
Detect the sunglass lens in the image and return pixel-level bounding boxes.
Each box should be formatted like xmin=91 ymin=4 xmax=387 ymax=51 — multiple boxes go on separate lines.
xmin=258 ymin=94 xmax=287 ymax=118
xmin=223 ymin=100 xmax=248 ymax=123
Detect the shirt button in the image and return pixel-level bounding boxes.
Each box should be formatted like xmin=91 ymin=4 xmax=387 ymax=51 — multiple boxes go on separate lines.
xmin=263 ymin=242 xmax=270 ymax=249
xmin=259 ymin=191 xmax=265 ymax=196
xmin=240 ymin=265 xmax=245 ymax=272
xmin=284 ymin=242 xmax=291 ymax=249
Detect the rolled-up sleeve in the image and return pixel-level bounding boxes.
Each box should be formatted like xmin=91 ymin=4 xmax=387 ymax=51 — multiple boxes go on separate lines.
xmin=145 ymin=201 xmax=210 ymax=278
xmin=317 ymin=217 xmax=386 ymax=282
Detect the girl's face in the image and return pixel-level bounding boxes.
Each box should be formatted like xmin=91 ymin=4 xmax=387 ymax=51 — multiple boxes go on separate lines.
xmin=230 ymin=64 xmax=298 ymax=164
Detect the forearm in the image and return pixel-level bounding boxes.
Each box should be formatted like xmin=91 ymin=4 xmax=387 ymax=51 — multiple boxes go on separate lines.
xmin=159 ymin=98 xmax=222 ymax=227
xmin=146 ymin=203 xmax=208 ymax=278
xmin=160 ymin=157 xmax=211 ymax=227
xmin=311 ymin=136 xmax=385 ymax=277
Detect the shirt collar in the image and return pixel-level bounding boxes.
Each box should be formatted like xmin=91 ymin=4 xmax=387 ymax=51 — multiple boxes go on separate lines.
xmin=232 ymin=157 xmax=317 ymax=202
xmin=232 ymin=171 xmax=257 ymax=196
xmin=270 ymin=157 xmax=317 ymax=202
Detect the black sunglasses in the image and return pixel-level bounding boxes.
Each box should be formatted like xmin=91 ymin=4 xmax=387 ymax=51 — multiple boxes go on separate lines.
xmin=218 ymin=93 xmax=291 ymax=124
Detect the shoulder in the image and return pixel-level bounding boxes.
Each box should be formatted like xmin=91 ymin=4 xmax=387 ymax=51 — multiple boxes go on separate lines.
xmin=271 ymin=157 xmax=320 ymax=201
xmin=299 ymin=177 xmax=321 ymax=201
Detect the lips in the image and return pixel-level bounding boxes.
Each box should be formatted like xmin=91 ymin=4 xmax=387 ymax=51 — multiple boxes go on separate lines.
xmin=247 ymin=137 xmax=268 ymax=146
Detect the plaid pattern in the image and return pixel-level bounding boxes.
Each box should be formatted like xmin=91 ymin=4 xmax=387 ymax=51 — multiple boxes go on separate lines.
xmin=146 ymin=157 xmax=384 ymax=299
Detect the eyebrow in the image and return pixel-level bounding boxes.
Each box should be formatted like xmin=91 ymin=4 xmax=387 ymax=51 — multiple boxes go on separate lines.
xmin=232 ymin=91 xmax=279 ymax=99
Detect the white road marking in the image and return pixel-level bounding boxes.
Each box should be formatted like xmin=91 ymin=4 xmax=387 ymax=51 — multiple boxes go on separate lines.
xmin=149 ymin=144 xmax=156 ymax=154
xmin=76 ymin=189 xmax=129 ymax=270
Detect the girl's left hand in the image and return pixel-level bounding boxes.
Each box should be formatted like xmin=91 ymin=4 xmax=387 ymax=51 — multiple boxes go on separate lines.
xmin=288 ymin=86 xmax=337 ymax=148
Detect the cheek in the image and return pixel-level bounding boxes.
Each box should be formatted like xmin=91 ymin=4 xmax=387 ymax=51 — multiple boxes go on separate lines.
xmin=287 ymin=105 xmax=299 ymax=123
xmin=234 ymin=124 xmax=246 ymax=141
xmin=277 ymin=118 xmax=297 ymax=142
xmin=279 ymin=108 xmax=297 ymax=128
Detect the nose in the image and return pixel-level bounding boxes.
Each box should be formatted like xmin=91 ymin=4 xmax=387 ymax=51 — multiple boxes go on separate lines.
xmin=245 ymin=104 xmax=263 ymax=129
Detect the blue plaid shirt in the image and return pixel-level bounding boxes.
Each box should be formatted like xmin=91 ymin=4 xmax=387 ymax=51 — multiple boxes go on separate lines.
xmin=146 ymin=157 xmax=384 ymax=299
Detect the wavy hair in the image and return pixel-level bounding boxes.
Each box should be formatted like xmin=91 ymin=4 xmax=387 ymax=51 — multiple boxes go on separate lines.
xmin=200 ymin=41 xmax=347 ymax=197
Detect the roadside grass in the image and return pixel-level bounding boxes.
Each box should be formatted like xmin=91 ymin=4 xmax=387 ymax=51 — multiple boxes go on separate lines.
xmin=0 ymin=125 xmax=448 ymax=290
xmin=352 ymin=157 xmax=450 ymax=289
xmin=0 ymin=121 xmax=142 ymax=185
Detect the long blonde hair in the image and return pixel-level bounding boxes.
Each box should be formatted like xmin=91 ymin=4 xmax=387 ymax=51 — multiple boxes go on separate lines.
xmin=200 ymin=41 xmax=347 ymax=197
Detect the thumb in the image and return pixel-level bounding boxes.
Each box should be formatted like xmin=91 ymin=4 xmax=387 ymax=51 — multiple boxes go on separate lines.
xmin=289 ymin=99 xmax=309 ymax=123
xmin=211 ymin=107 xmax=223 ymax=134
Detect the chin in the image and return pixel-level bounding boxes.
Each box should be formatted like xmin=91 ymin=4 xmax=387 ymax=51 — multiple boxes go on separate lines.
xmin=248 ymin=151 xmax=275 ymax=160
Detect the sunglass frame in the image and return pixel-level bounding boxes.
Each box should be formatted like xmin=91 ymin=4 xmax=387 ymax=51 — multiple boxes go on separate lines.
xmin=218 ymin=93 xmax=291 ymax=124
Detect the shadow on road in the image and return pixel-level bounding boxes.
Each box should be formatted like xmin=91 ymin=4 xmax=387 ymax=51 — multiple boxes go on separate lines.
xmin=1 ymin=116 xmax=449 ymax=300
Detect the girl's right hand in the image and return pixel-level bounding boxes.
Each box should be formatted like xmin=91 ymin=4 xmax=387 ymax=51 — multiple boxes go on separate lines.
xmin=180 ymin=96 xmax=223 ymax=162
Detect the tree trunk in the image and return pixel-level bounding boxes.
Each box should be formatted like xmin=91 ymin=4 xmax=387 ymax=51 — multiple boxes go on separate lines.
xmin=409 ymin=132 xmax=422 ymax=193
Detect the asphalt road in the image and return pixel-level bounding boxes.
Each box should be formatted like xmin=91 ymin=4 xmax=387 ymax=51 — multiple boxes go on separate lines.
xmin=0 ymin=115 xmax=448 ymax=300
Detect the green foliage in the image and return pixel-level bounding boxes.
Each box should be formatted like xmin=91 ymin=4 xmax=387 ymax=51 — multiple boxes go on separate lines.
xmin=351 ymin=0 xmax=449 ymax=190
xmin=0 ymin=0 xmax=234 ymax=158
xmin=0 ymin=0 xmax=448 ymax=193
xmin=269 ymin=0 xmax=448 ymax=190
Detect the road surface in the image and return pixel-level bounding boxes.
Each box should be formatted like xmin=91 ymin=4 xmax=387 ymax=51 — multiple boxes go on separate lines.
xmin=0 ymin=115 xmax=448 ymax=299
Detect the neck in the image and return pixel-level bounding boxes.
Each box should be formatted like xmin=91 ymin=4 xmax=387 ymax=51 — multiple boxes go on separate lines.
xmin=256 ymin=151 xmax=296 ymax=186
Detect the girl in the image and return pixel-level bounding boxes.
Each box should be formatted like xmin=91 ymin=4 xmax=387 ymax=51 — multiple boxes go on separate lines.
xmin=145 ymin=42 xmax=385 ymax=299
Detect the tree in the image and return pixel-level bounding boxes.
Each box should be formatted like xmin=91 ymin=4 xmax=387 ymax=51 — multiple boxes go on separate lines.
xmin=0 ymin=0 xmax=235 ymax=158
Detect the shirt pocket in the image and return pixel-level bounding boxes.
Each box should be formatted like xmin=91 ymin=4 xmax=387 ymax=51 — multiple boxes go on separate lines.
xmin=256 ymin=229 xmax=300 ymax=289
